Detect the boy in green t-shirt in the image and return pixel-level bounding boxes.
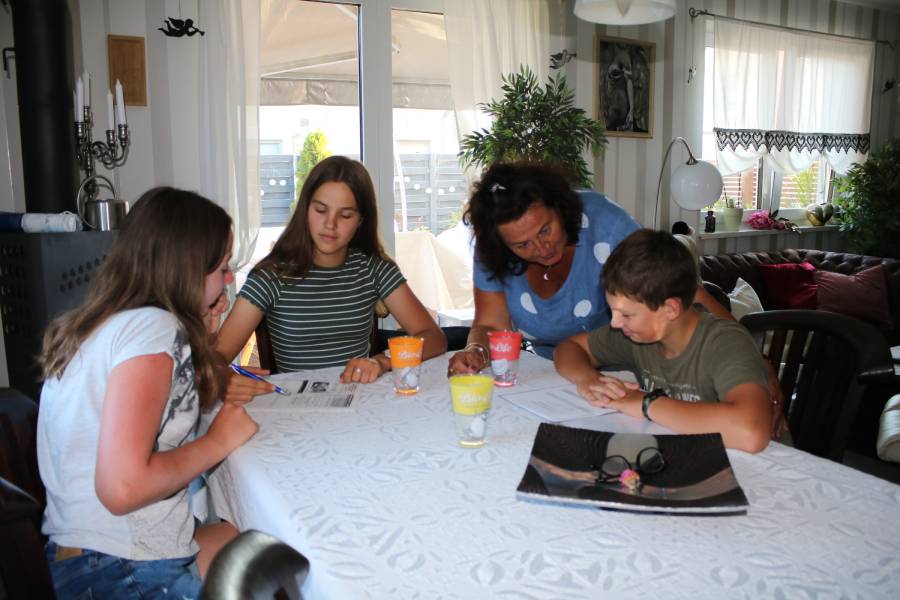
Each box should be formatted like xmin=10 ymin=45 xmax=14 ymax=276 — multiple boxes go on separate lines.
xmin=554 ymin=229 xmax=771 ymax=453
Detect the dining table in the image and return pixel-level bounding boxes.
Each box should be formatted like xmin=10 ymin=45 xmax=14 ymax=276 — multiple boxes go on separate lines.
xmin=207 ymin=352 xmax=900 ymax=599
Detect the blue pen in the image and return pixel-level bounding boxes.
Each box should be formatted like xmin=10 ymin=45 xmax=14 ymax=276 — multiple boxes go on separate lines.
xmin=230 ymin=364 xmax=290 ymax=396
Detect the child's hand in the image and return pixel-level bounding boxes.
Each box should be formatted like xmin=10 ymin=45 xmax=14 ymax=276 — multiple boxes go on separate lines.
xmin=204 ymin=292 xmax=230 ymax=333
xmin=208 ymin=402 xmax=258 ymax=454
xmin=580 ymin=374 xmax=641 ymax=408
xmin=340 ymin=357 xmax=384 ymax=384
xmin=222 ymin=365 xmax=274 ymax=405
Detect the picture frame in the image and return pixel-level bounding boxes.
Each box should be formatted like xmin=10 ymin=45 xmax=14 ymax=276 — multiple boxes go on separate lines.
xmin=595 ymin=35 xmax=654 ymax=138
xmin=107 ymin=35 xmax=147 ymax=106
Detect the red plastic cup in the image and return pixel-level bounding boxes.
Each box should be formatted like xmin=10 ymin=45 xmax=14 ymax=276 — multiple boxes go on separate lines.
xmin=487 ymin=330 xmax=523 ymax=387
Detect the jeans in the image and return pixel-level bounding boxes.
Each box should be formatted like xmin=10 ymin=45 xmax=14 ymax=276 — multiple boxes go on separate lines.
xmin=45 ymin=542 xmax=202 ymax=599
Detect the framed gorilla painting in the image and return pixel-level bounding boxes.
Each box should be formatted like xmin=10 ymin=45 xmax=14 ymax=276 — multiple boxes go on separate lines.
xmin=596 ymin=36 xmax=654 ymax=138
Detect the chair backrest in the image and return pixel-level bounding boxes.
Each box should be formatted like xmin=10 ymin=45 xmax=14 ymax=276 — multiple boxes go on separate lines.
xmin=254 ymin=318 xmax=276 ymax=374
xmin=0 ymin=388 xmax=45 ymax=509
xmin=0 ymin=476 xmax=55 ymax=599
xmin=199 ymin=530 xmax=309 ymax=600
xmin=740 ymin=309 xmax=895 ymax=461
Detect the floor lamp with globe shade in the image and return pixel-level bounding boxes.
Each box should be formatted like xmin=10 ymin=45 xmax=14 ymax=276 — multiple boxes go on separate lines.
xmin=654 ymin=137 xmax=723 ymax=230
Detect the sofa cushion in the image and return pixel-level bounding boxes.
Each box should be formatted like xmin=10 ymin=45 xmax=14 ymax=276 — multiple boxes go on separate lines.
xmin=728 ymin=277 xmax=764 ymax=320
xmin=698 ymin=249 xmax=900 ymax=345
xmin=877 ymin=394 xmax=900 ymax=463
xmin=815 ymin=264 xmax=894 ymax=330
xmin=758 ymin=262 xmax=819 ymax=309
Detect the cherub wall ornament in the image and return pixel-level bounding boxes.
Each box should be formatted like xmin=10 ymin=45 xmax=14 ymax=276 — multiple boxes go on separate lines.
xmin=158 ymin=17 xmax=205 ymax=38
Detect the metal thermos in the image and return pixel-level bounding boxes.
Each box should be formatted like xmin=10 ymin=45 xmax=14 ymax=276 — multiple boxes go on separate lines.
xmin=76 ymin=174 xmax=128 ymax=231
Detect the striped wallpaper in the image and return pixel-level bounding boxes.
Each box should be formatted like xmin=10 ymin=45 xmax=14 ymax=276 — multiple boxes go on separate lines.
xmin=567 ymin=0 xmax=899 ymax=257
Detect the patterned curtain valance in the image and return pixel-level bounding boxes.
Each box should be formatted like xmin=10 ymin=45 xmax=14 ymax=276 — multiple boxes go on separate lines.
xmin=715 ymin=129 xmax=870 ymax=155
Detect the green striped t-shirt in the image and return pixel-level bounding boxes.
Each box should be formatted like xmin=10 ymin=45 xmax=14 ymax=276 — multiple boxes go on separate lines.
xmin=239 ymin=249 xmax=405 ymax=371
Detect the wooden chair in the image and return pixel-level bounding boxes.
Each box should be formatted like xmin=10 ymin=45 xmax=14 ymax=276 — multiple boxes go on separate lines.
xmin=199 ymin=530 xmax=309 ymax=600
xmin=740 ymin=310 xmax=895 ymax=461
xmin=0 ymin=388 xmax=54 ymax=599
xmin=0 ymin=388 xmax=45 ymax=511
xmin=254 ymin=318 xmax=276 ymax=373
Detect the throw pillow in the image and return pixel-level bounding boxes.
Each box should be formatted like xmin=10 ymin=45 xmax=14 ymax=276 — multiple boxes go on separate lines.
xmin=728 ymin=277 xmax=765 ymax=320
xmin=814 ymin=264 xmax=894 ymax=329
xmin=758 ymin=262 xmax=818 ymax=309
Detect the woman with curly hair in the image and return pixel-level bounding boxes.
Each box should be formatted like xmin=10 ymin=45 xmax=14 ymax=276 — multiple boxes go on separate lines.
xmin=447 ymin=161 xmax=640 ymax=374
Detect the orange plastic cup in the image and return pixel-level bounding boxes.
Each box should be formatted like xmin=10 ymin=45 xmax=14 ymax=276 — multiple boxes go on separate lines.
xmin=388 ymin=336 xmax=424 ymax=396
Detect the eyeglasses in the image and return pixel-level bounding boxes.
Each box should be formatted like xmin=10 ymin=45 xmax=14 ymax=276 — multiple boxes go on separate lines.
xmin=594 ymin=447 xmax=665 ymax=490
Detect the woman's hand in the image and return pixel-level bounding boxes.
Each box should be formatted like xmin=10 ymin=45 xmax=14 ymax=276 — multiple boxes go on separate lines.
xmin=340 ymin=357 xmax=385 ymax=384
xmin=447 ymin=346 xmax=488 ymax=377
xmin=207 ymin=402 xmax=259 ymax=454
xmin=222 ymin=365 xmax=274 ymax=405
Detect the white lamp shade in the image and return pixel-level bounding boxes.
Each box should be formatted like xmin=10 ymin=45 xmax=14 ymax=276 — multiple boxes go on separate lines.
xmin=574 ymin=0 xmax=676 ymax=25
xmin=670 ymin=160 xmax=723 ymax=211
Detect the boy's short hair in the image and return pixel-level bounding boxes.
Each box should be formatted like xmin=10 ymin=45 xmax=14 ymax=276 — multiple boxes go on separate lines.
xmin=602 ymin=229 xmax=698 ymax=310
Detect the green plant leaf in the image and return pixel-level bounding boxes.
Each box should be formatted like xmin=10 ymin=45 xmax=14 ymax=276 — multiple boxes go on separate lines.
xmin=457 ymin=65 xmax=607 ymax=188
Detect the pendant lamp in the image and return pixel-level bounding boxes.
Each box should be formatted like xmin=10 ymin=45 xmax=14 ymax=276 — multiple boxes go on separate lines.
xmin=574 ymin=0 xmax=676 ymax=25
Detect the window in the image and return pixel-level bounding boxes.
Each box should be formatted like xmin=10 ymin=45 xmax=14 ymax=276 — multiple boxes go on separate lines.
xmin=701 ymin=17 xmax=871 ymax=223
xmin=701 ymin=47 xmax=761 ymax=210
xmin=701 ymin=44 xmax=832 ymax=213
xmin=390 ymin=9 xmax=462 ymax=235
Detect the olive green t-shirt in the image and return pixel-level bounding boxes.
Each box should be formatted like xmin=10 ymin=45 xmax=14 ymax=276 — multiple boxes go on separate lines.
xmin=586 ymin=311 xmax=767 ymax=403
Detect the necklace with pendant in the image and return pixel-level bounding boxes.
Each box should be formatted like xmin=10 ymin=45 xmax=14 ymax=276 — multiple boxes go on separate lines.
xmin=543 ymin=264 xmax=552 ymax=281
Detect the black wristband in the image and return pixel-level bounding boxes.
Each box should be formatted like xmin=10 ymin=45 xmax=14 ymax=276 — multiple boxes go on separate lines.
xmin=642 ymin=388 xmax=666 ymax=421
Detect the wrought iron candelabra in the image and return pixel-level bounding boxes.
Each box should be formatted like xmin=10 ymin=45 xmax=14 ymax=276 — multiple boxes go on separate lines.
xmin=73 ymin=105 xmax=131 ymax=224
xmin=74 ymin=106 xmax=130 ymax=179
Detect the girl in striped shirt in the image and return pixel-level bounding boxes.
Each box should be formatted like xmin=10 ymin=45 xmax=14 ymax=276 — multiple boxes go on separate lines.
xmin=217 ymin=156 xmax=445 ymax=398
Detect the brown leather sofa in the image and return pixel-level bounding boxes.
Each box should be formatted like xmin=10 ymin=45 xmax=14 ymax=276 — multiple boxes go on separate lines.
xmin=700 ymin=249 xmax=900 ymax=458
xmin=699 ymin=249 xmax=900 ymax=346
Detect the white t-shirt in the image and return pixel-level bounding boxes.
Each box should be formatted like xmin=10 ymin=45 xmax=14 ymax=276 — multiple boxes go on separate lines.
xmin=37 ymin=307 xmax=200 ymax=560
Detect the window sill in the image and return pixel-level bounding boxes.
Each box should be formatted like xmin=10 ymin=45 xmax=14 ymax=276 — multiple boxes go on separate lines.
xmin=697 ymin=224 xmax=841 ymax=240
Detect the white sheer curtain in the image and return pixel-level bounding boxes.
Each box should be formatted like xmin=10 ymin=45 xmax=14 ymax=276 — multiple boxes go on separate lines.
xmin=198 ymin=0 xmax=261 ymax=268
xmin=443 ymin=0 xmax=551 ymax=173
xmin=713 ymin=18 xmax=874 ymax=176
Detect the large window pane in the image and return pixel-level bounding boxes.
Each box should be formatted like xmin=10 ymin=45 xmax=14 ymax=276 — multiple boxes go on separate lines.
xmin=256 ymin=0 xmax=362 ymax=268
xmin=389 ymin=9 xmax=460 ymax=235
xmin=390 ymin=9 xmax=472 ymax=313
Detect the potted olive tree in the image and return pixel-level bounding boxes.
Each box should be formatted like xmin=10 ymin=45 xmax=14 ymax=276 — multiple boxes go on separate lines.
xmin=833 ymin=140 xmax=900 ymax=259
xmin=458 ymin=66 xmax=607 ymax=188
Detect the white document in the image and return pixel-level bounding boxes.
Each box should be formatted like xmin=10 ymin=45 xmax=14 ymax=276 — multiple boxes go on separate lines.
xmin=250 ymin=368 xmax=359 ymax=410
xmin=498 ymin=370 xmax=638 ymax=423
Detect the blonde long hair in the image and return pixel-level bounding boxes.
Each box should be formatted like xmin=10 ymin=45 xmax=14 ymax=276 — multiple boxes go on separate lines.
xmin=40 ymin=187 xmax=232 ymax=407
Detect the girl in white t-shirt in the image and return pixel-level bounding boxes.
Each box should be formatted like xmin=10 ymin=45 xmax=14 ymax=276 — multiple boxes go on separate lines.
xmin=37 ymin=187 xmax=258 ymax=598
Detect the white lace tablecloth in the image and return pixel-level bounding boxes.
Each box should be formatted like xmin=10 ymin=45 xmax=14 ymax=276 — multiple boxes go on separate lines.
xmin=207 ymin=353 xmax=900 ymax=599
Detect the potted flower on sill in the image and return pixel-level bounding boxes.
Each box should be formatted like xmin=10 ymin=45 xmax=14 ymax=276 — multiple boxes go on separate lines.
xmin=722 ymin=193 xmax=744 ymax=231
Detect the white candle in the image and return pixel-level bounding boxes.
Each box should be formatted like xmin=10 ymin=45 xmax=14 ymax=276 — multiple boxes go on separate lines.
xmin=82 ymin=69 xmax=90 ymax=106
xmin=76 ymin=77 xmax=84 ymax=121
xmin=115 ymin=80 xmax=126 ymax=126
xmin=73 ymin=91 xmax=81 ymax=123
xmin=106 ymin=90 xmax=115 ymax=131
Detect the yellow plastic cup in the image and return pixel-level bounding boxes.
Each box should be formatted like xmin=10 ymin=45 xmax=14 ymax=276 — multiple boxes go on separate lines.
xmin=449 ymin=374 xmax=494 ymax=448
xmin=388 ymin=336 xmax=424 ymax=396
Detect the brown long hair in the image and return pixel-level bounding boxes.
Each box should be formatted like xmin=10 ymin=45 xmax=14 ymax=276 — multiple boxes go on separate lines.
xmin=255 ymin=155 xmax=390 ymax=277
xmin=40 ymin=187 xmax=232 ymax=408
